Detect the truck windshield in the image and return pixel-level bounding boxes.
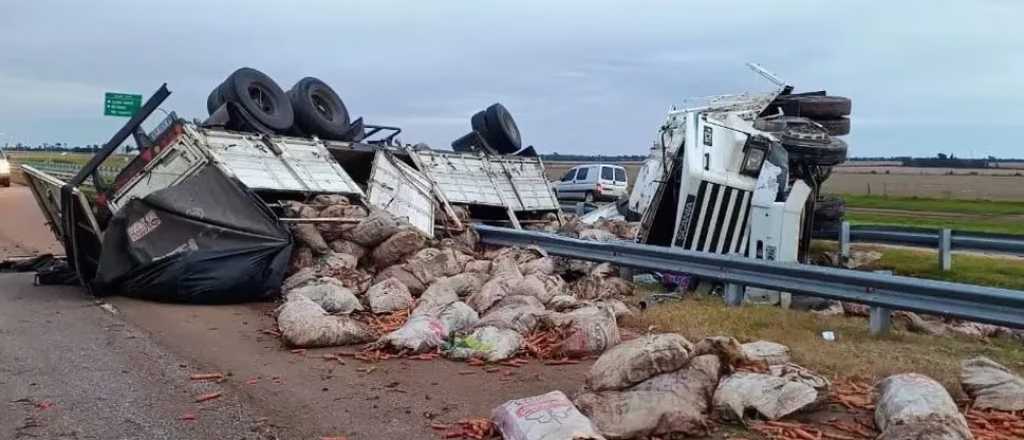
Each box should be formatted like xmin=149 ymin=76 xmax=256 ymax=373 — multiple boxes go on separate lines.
xmin=561 ymin=169 xmax=576 ymax=181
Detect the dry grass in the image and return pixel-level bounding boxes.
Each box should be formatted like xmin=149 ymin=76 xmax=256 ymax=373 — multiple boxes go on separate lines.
xmin=631 ymin=295 xmax=1024 ymax=395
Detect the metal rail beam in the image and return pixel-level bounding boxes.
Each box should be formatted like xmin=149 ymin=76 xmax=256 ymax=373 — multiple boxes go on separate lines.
xmin=476 ymin=225 xmax=1024 ymax=328
xmin=818 ymin=224 xmax=1024 ymax=255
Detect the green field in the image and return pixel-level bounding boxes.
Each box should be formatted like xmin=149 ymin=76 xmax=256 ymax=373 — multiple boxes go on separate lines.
xmin=834 ymin=194 xmax=1024 ymax=235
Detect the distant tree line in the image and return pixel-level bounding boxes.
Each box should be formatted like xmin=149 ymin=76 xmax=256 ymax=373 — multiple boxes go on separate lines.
xmin=540 ymin=153 xmax=647 ymax=162
xmin=849 ymin=153 xmax=1024 ymax=168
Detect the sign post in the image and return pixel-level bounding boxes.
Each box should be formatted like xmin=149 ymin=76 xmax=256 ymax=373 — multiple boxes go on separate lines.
xmin=104 ymin=92 xmax=143 ymax=117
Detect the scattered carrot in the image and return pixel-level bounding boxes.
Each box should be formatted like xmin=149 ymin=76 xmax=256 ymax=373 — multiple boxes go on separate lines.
xmin=441 ymin=417 xmax=496 ymax=439
xmin=194 ymin=392 xmax=222 ymax=403
xmin=190 ymin=372 xmax=224 ymax=381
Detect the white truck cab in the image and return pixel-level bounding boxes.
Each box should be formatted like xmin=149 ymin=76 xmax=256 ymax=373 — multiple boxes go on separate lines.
xmin=627 ymin=64 xmax=851 ymax=266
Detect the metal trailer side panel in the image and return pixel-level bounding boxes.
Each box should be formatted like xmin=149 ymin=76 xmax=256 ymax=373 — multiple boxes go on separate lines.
xmin=367 ymin=151 xmax=436 ymax=237
xmin=109 ymin=140 xmax=209 ymax=213
xmin=21 ymin=165 xmax=68 ymax=241
xmin=412 ymin=152 xmax=505 ymax=207
xmin=489 ymin=157 xmax=560 ymax=211
xmin=412 ymin=151 xmax=558 ymax=212
xmin=196 ymin=129 xmax=364 ymax=197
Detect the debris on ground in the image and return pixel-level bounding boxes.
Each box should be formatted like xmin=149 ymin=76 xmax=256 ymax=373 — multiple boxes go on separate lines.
xmin=713 ymin=371 xmax=822 ymax=421
xmin=492 ymin=391 xmax=605 ymax=440
xmin=740 ymin=340 xmax=792 ymax=366
xmin=964 ymin=407 xmax=1024 ymax=440
xmin=194 ymin=391 xmax=223 ymax=403
xmin=961 ymin=356 xmax=1024 ymax=411
xmin=431 ymin=417 xmax=497 ymax=440
xmin=586 ymin=333 xmax=694 ymax=392
xmin=874 ymin=373 xmax=973 ymax=440
xmin=272 ymin=205 xmax=637 ymax=366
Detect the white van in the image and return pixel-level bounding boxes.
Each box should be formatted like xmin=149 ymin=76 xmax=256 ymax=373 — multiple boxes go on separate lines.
xmin=553 ymin=164 xmax=628 ymax=202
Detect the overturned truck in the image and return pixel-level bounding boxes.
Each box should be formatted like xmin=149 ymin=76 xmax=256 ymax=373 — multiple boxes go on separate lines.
xmin=23 ymin=68 xmax=561 ymax=302
xmin=602 ymin=64 xmax=852 ymax=266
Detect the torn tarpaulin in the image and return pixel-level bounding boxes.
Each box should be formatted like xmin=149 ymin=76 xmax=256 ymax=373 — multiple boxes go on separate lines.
xmin=93 ymin=165 xmax=292 ymax=303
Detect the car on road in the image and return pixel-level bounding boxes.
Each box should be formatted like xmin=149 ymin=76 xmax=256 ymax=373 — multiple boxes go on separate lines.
xmin=552 ymin=164 xmax=628 ymax=202
xmin=0 ymin=149 xmax=10 ymax=187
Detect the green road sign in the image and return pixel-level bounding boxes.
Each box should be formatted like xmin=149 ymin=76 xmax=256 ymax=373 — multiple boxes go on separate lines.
xmin=104 ymin=92 xmax=142 ymax=117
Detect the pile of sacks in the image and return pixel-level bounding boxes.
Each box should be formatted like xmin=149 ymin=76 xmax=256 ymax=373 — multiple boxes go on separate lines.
xmin=274 ymin=198 xmax=636 ymax=363
xmin=525 ymin=213 xmax=640 ymax=242
xmin=491 ymin=334 xmax=832 ymax=439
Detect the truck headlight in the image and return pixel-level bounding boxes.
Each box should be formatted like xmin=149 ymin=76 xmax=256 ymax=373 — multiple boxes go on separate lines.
xmin=740 ymin=145 xmax=766 ymax=176
xmin=0 ymin=160 xmax=9 ymax=174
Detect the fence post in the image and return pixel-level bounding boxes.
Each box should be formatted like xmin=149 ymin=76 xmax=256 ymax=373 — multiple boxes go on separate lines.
xmin=724 ymin=283 xmax=745 ymax=307
xmin=939 ymin=228 xmax=952 ymax=271
xmin=870 ymin=269 xmax=893 ymax=336
xmin=840 ymin=221 xmax=851 ymax=260
xmin=870 ymin=306 xmax=892 ymax=336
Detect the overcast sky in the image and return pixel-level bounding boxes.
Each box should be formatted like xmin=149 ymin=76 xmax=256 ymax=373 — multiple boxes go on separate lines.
xmin=1 ymin=1 xmax=1022 ymax=158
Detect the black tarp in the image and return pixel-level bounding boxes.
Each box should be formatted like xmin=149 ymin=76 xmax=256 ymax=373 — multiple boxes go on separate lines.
xmin=93 ymin=165 xmax=292 ymax=303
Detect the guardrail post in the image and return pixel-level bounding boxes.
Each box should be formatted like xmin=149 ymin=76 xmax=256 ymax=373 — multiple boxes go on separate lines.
xmin=939 ymin=228 xmax=952 ymax=271
xmin=575 ymin=202 xmax=584 ymax=216
xmin=869 ymin=306 xmax=892 ymax=336
xmin=724 ymin=283 xmax=745 ymax=307
xmin=840 ymin=221 xmax=851 ymax=259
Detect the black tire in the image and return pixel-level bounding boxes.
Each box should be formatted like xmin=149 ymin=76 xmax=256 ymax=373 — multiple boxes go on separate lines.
xmin=219 ymin=67 xmax=294 ymax=132
xmin=816 ymin=118 xmax=850 ymax=136
xmin=287 ymin=77 xmax=350 ymax=140
xmin=483 ymin=103 xmax=521 ymax=154
xmin=785 ymin=137 xmax=848 ymax=166
xmin=471 ymin=110 xmax=491 ymax=140
xmin=753 ymin=118 xmax=786 ymax=132
xmin=776 ymin=95 xmax=851 ymax=119
xmin=814 ymin=195 xmax=846 ymax=221
xmin=0 ymin=177 xmax=9 ymax=187
xmin=206 ymin=81 xmax=226 ymax=115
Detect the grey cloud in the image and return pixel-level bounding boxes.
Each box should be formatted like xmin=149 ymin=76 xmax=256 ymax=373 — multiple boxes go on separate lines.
xmin=1 ymin=1 xmax=1022 ymax=157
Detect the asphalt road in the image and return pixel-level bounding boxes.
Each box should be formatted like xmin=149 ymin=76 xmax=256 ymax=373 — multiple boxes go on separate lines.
xmin=0 ymin=185 xmax=593 ymax=439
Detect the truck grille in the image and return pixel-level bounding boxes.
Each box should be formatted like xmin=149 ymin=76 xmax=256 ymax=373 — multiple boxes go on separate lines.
xmin=675 ymin=181 xmax=751 ymax=255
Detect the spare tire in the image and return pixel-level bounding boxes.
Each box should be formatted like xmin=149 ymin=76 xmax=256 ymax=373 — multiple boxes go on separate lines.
xmin=777 ymin=95 xmax=851 ymax=119
xmin=206 ymin=81 xmax=226 ymax=115
xmin=816 ymin=118 xmax=850 ymax=136
xmin=288 ymin=77 xmax=350 ymax=140
xmin=814 ymin=195 xmax=846 ymax=221
xmin=471 ymin=110 xmax=491 ymax=137
xmin=785 ymin=137 xmax=848 ymax=166
xmin=220 ymin=67 xmax=294 ymax=132
xmin=483 ymin=103 xmax=521 ymax=154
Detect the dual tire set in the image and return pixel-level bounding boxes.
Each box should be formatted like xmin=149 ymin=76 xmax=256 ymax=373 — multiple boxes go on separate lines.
xmin=756 ymin=94 xmax=853 ymax=167
xmin=207 ymin=68 xmax=354 ymax=141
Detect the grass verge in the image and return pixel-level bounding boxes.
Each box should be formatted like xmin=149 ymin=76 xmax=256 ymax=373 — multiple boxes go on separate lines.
xmin=813 ymin=241 xmax=1024 ymax=290
xmin=838 ymin=194 xmax=1024 ymax=216
xmin=845 ymin=211 xmax=1024 ymax=235
xmin=633 ymin=295 xmax=1024 ymax=394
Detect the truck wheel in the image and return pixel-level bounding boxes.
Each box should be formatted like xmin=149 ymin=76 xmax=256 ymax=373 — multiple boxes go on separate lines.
xmin=471 ymin=110 xmax=491 ymax=140
xmin=785 ymin=137 xmax=848 ymax=166
xmin=483 ymin=103 xmax=522 ymax=154
xmin=287 ymin=77 xmax=350 ymax=140
xmin=0 ymin=177 xmax=9 ymax=187
xmin=775 ymin=95 xmax=851 ymax=119
xmin=816 ymin=118 xmax=850 ymax=136
xmin=220 ymin=67 xmax=294 ymax=132
xmin=206 ymin=81 xmax=226 ymax=115
xmin=814 ymin=195 xmax=846 ymax=221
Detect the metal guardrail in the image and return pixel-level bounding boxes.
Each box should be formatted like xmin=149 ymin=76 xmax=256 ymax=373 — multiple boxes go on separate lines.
xmin=10 ymin=160 xmax=120 ymax=185
xmin=822 ymin=224 xmax=1024 ymax=255
xmin=475 ymin=224 xmax=1024 ymax=330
